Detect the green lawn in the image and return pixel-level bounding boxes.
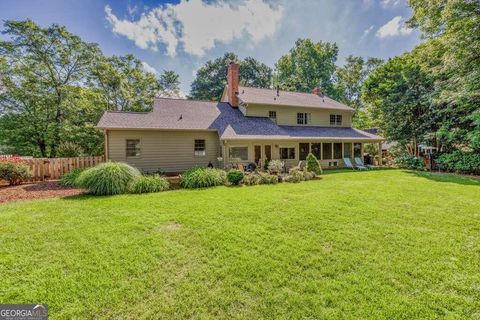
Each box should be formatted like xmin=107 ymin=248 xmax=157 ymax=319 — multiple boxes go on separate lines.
xmin=1 ymin=170 xmax=479 ymax=319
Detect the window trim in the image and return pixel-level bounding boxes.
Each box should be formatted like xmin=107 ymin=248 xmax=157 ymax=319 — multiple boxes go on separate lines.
xmin=268 ymin=111 xmax=277 ymax=123
xmin=194 ymin=139 xmax=206 ymax=157
xmin=279 ymin=146 xmax=296 ymax=160
xmin=297 ymin=112 xmax=311 ymax=125
xmin=229 ymin=146 xmax=249 ymax=161
xmin=126 ymin=139 xmax=141 ymax=158
xmin=330 ymin=114 xmax=343 ymax=126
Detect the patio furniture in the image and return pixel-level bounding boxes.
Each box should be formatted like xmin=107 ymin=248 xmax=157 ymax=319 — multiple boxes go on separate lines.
xmin=343 ymin=158 xmax=356 ymax=170
xmin=355 ymin=157 xmax=378 ymax=169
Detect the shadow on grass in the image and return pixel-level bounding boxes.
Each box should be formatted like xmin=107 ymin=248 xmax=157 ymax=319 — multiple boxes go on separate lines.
xmin=406 ymin=170 xmax=480 ymax=186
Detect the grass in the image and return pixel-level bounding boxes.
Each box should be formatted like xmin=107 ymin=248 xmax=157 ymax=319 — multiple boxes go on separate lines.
xmin=0 ymin=169 xmax=479 ymax=319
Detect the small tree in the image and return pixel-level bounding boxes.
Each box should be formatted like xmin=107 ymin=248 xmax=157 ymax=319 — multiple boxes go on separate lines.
xmin=306 ymin=153 xmax=322 ymax=175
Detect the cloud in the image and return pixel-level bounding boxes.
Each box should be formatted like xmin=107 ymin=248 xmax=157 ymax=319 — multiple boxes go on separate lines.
xmin=141 ymin=61 xmax=158 ymax=74
xmin=380 ymin=0 xmax=403 ymax=8
xmin=105 ymin=0 xmax=284 ymax=57
xmin=376 ymin=16 xmax=412 ymax=38
xmin=359 ymin=25 xmax=374 ymax=41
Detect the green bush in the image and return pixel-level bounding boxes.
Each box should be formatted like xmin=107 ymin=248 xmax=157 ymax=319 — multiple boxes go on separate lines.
xmin=130 ymin=175 xmax=170 ymax=194
xmin=227 ymin=169 xmax=244 ymax=185
xmin=284 ymin=167 xmax=306 ymax=183
xmin=242 ymin=173 xmax=261 ymax=186
xmin=57 ymin=141 xmax=84 ymax=157
xmin=306 ymin=153 xmax=322 ymax=175
xmin=303 ymin=168 xmax=316 ymax=181
xmin=60 ymin=168 xmax=84 ymax=187
xmin=77 ymin=162 xmax=140 ymax=195
xmin=436 ymin=151 xmax=480 ymax=174
xmin=258 ymin=172 xmax=279 ymax=184
xmin=180 ymin=167 xmax=226 ymax=189
xmin=394 ymin=155 xmax=425 ymax=170
xmin=267 ymin=160 xmax=284 ymax=174
xmin=0 ymin=160 xmax=32 ymax=185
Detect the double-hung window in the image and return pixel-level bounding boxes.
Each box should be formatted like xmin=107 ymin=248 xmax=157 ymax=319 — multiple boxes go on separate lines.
xmin=330 ymin=114 xmax=343 ymax=126
xmin=297 ymin=112 xmax=311 ymax=125
xmin=126 ymin=139 xmax=140 ymax=157
xmin=269 ymin=111 xmax=277 ymax=123
xmin=194 ymin=139 xmax=206 ymax=156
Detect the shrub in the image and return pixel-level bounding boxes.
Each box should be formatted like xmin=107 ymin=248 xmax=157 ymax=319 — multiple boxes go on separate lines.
xmin=306 ymin=153 xmax=322 ymax=175
xmin=268 ymin=160 xmax=284 ymax=174
xmin=258 ymin=172 xmax=279 ymax=184
xmin=303 ymin=168 xmax=316 ymax=181
xmin=227 ymin=169 xmax=244 ymax=185
xmin=394 ymin=154 xmax=425 ymax=170
xmin=57 ymin=141 xmax=84 ymax=157
xmin=284 ymin=167 xmax=306 ymax=183
xmin=77 ymin=162 xmax=140 ymax=195
xmin=436 ymin=151 xmax=480 ymax=175
xmin=0 ymin=160 xmax=32 ymax=185
xmin=130 ymin=175 xmax=169 ymax=194
xmin=180 ymin=167 xmax=226 ymax=189
xmin=60 ymin=168 xmax=84 ymax=187
xmin=242 ymin=173 xmax=261 ymax=186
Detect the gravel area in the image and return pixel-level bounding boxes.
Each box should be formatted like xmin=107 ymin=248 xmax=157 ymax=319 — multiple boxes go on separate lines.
xmin=0 ymin=181 xmax=84 ymax=204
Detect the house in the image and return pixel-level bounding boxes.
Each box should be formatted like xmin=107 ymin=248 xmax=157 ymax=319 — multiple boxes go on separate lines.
xmin=96 ymin=63 xmax=384 ymax=173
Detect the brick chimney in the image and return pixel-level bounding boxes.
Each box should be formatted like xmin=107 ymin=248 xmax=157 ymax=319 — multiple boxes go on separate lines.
xmin=227 ymin=62 xmax=239 ymax=107
xmin=312 ymin=87 xmax=324 ymax=96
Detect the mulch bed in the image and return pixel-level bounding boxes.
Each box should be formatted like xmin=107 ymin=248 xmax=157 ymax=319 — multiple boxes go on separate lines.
xmin=0 ymin=180 xmax=84 ymax=204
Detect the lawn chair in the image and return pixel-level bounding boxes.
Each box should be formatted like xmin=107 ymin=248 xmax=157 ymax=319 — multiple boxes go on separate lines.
xmin=355 ymin=157 xmax=368 ymax=170
xmin=355 ymin=157 xmax=378 ymax=170
xmin=343 ymin=158 xmax=356 ymax=170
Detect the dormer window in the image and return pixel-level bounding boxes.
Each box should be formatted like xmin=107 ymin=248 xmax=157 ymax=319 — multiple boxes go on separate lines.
xmin=330 ymin=114 xmax=342 ymax=126
xmin=269 ymin=111 xmax=277 ymax=123
xmin=297 ymin=112 xmax=311 ymax=125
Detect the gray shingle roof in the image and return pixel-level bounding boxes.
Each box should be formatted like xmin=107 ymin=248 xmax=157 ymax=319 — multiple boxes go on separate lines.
xmin=237 ymin=86 xmax=354 ymax=111
xmin=97 ymin=98 xmax=383 ymax=141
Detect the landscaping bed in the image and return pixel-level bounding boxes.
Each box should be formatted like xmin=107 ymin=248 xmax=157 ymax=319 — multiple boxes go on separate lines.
xmin=0 ymin=180 xmax=83 ymax=204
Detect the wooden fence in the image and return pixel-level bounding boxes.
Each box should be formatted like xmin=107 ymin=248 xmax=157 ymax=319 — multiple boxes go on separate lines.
xmin=22 ymin=156 xmax=104 ymax=181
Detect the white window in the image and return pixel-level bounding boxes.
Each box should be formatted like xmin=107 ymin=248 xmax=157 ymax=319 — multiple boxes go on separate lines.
xmin=269 ymin=111 xmax=277 ymax=123
xmin=194 ymin=139 xmax=206 ymax=156
xmin=280 ymin=147 xmax=295 ymax=159
xmin=297 ymin=112 xmax=311 ymax=125
xmin=330 ymin=114 xmax=343 ymax=126
xmin=229 ymin=146 xmax=248 ymax=161
xmin=126 ymin=139 xmax=140 ymax=157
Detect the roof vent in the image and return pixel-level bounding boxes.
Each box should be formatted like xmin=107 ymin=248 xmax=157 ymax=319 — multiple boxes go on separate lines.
xmin=178 ymin=114 xmax=183 ymax=121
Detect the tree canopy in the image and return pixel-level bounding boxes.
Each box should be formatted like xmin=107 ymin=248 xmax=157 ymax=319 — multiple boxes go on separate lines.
xmin=189 ymin=52 xmax=272 ymax=101
xmin=0 ymin=19 xmax=180 ymax=157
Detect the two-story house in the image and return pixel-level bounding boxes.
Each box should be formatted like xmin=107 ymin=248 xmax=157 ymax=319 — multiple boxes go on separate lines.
xmin=97 ymin=63 xmax=384 ymax=173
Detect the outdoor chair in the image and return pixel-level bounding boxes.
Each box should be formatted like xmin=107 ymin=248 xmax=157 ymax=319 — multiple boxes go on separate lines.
xmin=355 ymin=157 xmax=378 ymax=170
xmin=343 ymin=158 xmax=356 ymax=170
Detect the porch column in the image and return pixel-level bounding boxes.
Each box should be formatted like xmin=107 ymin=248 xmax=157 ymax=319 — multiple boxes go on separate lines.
xmin=378 ymin=141 xmax=383 ymax=167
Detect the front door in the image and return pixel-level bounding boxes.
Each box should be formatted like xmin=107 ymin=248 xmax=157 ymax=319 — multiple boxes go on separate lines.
xmin=254 ymin=145 xmax=261 ymax=164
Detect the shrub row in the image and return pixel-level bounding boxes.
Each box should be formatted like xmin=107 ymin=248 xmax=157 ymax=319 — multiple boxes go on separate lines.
xmin=60 ymin=162 xmax=170 ymax=195
xmin=284 ymin=167 xmax=316 ymax=183
xmin=180 ymin=166 xmax=226 ymax=189
xmin=436 ymin=151 xmax=480 ymax=175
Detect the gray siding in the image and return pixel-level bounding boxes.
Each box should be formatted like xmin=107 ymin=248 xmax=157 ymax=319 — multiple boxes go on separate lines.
xmin=107 ymin=130 xmax=221 ymax=173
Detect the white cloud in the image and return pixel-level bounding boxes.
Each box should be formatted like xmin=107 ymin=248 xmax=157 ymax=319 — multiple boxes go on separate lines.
xmin=105 ymin=0 xmax=284 ymax=57
xmin=376 ymin=16 xmax=412 ymax=38
xmin=359 ymin=25 xmax=374 ymax=41
xmin=141 ymin=61 xmax=158 ymax=74
xmin=380 ymin=0 xmax=403 ymax=8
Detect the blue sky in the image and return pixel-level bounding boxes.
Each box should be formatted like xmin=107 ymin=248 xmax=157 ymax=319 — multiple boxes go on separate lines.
xmin=0 ymin=0 xmax=421 ymax=95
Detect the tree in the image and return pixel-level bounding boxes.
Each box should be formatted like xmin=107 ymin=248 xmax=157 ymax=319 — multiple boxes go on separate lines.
xmin=0 ymin=20 xmax=101 ymax=157
xmin=361 ymin=53 xmax=436 ymax=154
xmin=158 ymin=70 xmax=181 ymax=98
xmin=190 ymin=52 xmax=272 ymax=101
xmin=407 ymin=0 xmax=480 ymax=151
xmin=91 ymin=54 xmax=160 ymax=112
xmin=275 ymin=39 xmax=338 ymax=96
xmin=334 ymin=56 xmax=383 ymax=128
